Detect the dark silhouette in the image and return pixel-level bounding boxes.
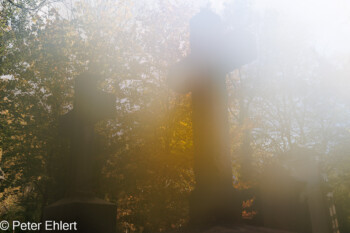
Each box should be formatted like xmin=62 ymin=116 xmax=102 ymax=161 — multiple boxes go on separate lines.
xmin=168 ymin=9 xmax=256 ymax=227
xmin=61 ymin=72 xmax=115 ymax=196
xmin=42 ymin=71 xmax=117 ymax=233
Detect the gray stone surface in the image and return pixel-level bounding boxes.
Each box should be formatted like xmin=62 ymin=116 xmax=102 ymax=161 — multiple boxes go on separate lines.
xmin=42 ymin=197 xmax=116 ymax=233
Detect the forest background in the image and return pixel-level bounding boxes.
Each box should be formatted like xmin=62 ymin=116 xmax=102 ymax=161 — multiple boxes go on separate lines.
xmin=1 ymin=0 xmax=350 ymax=232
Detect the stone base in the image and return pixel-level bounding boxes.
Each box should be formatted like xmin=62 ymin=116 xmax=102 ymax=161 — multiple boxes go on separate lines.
xmin=189 ymin=187 xmax=242 ymax=227
xmin=42 ymin=197 xmax=116 ymax=233
xmin=166 ymin=224 xmax=296 ymax=233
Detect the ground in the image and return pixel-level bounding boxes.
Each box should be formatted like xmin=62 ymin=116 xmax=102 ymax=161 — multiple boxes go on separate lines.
xmin=167 ymin=225 xmax=295 ymax=233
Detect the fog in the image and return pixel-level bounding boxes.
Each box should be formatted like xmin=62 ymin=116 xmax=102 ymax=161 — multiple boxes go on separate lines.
xmin=1 ymin=0 xmax=350 ymax=232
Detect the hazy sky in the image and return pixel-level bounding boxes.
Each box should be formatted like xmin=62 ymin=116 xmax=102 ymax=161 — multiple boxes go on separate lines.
xmin=211 ymin=0 xmax=350 ymax=58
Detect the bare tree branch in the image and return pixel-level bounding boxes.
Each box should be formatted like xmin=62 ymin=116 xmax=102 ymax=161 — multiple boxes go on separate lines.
xmin=6 ymin=0 xmax=49 ymax=11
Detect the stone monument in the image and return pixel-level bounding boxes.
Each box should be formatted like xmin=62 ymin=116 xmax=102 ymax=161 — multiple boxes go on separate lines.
xmin=42 ymin=71 xmax=117 ymax=233
xmin=168 ymin=9 xmax=256 ymax=227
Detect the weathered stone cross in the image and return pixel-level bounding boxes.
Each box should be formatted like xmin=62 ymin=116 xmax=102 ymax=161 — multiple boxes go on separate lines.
xmin=44 ymin=72 xmax=117 ymax=233
xmin=168 ymin=9 xmax=256 ymax=226
xmin=61 ymin=71 xmax=115 ymax=196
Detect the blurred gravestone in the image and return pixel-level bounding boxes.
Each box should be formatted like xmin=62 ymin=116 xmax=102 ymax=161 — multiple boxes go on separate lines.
xmin=253 ymin=147 xmax=335 ymax=233
xmin=257 ymin=164 xmax=312 ymax=233
xmin=42 ymin=72 xmax=116 ymax=233
xmin=287 ymin=147 xmax=333 ymax=233
xmin=168 ymin=9 xmax=256 ymax=227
